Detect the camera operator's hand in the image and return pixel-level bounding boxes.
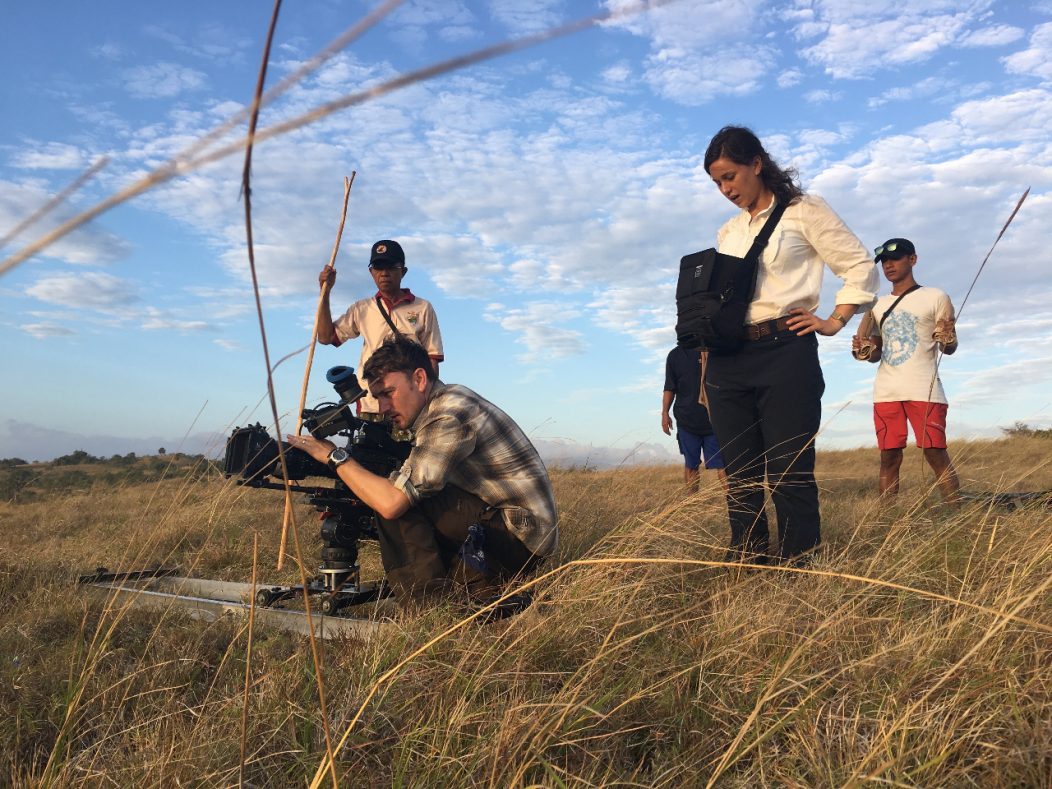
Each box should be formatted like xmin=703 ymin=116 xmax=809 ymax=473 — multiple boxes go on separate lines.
xmin=318 ymin=266 xmax=336 ymax=291
xmin=287 ymin=433 xmax=335 ymax=464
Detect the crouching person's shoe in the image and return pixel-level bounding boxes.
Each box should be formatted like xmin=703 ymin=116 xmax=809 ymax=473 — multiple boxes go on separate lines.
xmin=471 ymin=590 xmax=535 ymax=623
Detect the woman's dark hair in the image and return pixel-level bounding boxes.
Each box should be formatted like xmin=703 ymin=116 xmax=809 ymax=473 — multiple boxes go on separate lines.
xmin=704 ymin=125 xmax=804 ymax=205
xmin=362 ymin=336 xmax=436 ymax=383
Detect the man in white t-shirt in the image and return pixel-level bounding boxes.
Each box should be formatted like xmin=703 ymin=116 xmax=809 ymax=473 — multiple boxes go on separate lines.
xmin=852 ymin=238 xmax=960 ymax=502
xmin=317 ymin=239 xmax=444 ymax=415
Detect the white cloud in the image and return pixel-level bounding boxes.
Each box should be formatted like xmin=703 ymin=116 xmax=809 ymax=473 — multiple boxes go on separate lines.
xmin=25 ymin=271 xmax=138 ymax=310
xmin=140 ymin=307 xmax=215 ymax=332
xmin=388 ymin=1 xmax=478 ymax=49
xmin=959 ymin=24 xmax=1025 ymax=47
xmin=1003 ymin=22 xmax=1052 ymax=81
xmin=488 ymin=0 xmax=563 ymax=35
xmin=483 ymin=301 xmax=586 ymax=362
xmin=20 ymin=322 xmax=74 ymax=339
xmin=143 ymin=23 xmax=252 ymax=64
xmin=9 ymin=143 xmax=90 ymax=171
xmin=804 ymin=89 xmax=841 ymax=103
xmin=794 ymin=2 xmax=997 ymax=79
xmin=603 ymin=0 xmax=776 ymax=105
xmin=601 ymin=63 xmax=632 ymax=84
xmin=123 ymin=62 xmax=208 ymax=99
xmin=867 ymin=76 xmax=955 ymax=108
xmin=90 ymin=42 xmax=124 ymax=60
xmin=0 ymin=179 xmax=131 ymax=265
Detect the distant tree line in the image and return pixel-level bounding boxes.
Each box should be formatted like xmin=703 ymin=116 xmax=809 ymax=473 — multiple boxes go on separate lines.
xmin=1001 ymin=422 xmax=1052 ymax=439
xmin=0 ymin=451 xmax=219 ymax=503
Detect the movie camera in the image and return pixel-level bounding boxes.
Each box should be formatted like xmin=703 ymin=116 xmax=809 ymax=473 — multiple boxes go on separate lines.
xmin=223 ymin=366 xmax=410 ymax=614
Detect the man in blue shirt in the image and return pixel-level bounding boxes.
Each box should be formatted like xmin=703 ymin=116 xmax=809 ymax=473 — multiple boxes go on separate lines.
xmin=662 ymin=347 xmax=727 ymax=491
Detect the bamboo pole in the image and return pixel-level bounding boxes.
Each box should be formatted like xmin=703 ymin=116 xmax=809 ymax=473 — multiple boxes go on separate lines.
xmin=277 ymin=173 xmax=355 ymax=570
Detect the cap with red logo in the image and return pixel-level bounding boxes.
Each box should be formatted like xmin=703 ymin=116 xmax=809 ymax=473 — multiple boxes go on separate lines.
xmin=369 ymin=239 xmax=405 ymax=268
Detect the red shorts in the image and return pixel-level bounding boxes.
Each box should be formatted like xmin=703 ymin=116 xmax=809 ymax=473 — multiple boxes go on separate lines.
xmin=873 ymin=401 xmax=948 ymax=450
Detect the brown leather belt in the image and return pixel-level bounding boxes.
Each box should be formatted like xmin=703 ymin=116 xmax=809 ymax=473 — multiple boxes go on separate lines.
xmin=744 ymin=316 xmax=793 ymax=341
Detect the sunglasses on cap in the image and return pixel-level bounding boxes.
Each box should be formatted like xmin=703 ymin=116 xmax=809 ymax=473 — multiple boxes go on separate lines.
xmin=873 ymin=242 xmax=904 ymax=262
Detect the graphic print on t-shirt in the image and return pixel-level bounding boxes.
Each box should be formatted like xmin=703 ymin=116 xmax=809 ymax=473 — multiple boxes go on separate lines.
xmin=881 ymin=311 xmax=918 ymax=367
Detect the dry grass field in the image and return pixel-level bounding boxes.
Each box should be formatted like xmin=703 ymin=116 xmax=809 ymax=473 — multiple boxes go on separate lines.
xmin=2 ymin=437 xmax=1051 ymax=787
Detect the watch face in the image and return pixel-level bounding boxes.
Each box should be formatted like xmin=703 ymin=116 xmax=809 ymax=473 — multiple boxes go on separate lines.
xmin=329 ymin=448 xmax=350 ymax=465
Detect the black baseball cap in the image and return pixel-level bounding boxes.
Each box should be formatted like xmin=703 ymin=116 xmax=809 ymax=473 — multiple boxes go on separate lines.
xmin=369 ymin=239 xmax=405 ymax=268
xmin=873 ymin=237 xmax=916 ymax=263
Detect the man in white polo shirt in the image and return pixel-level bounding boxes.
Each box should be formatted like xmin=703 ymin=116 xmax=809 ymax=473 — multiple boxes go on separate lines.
xmin=317 ymin=239 xmax=444 ymax=416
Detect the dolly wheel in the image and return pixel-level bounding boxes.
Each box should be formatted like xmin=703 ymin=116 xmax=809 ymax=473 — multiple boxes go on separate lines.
xmin=256 ymin=589 xmax=277 ymax=607
xmin=320 ymin=595 xmax=339 ymax=615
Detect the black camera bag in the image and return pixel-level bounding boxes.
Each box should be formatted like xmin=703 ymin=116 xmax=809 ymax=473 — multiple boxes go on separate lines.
xmin=675 ymin=201 xmax=787 ymax=353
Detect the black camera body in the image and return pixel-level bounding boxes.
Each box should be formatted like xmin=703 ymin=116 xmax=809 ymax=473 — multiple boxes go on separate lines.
xmin=223 ymin=366 xmax=411 ymax=613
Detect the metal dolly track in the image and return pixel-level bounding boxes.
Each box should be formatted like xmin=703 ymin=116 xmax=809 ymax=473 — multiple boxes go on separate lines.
xmin=79 ymin=568 xmax=390 ymax=640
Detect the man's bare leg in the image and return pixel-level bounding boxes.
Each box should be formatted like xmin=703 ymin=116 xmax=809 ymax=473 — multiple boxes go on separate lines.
xmin=923 ymin=447 xmax=961 ymax=504
xmin=879 ymin=448 xmax=903 ymax=496
xmin=684 ymin=466 xmax=700 ymax=492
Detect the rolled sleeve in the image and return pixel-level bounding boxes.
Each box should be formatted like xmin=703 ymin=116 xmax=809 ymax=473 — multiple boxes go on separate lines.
xmin=802 ymin=196 xmax=879 ymax=309
xmin=332 ymin=304 xmax=362 ymax=345
xmin=389 ymin=463 xmax=421 ymax=507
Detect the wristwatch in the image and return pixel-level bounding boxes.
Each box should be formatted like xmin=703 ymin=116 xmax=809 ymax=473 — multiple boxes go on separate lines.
xmin=327 ymin=447 xmax=350 ymax=470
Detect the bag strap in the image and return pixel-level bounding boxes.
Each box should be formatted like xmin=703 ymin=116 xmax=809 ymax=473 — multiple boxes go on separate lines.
xmin=878 ymin=284 xmax=922 ymax=331
xmin=374 ymin=294 xmax=404 ymax=336
xmin=743 ymin=200 xmax=788 ymax=264
xmin=741 ymin=199 xmax=788 ymax=301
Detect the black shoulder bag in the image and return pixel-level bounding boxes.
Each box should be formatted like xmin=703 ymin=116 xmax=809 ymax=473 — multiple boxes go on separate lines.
xmin=675 ymin=201 xmax=788 ymax=354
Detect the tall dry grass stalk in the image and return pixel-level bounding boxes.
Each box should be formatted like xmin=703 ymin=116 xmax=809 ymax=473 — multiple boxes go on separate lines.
xmin=3 ymin=439 xmax=1051 ymax=786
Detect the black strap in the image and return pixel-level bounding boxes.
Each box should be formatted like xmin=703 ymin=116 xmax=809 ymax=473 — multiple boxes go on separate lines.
xmin=878 ymin=284 xmax=922 ymax=331
xmin=744 ymin=200 xmax=788 ymax=264
xmin=743 ymin=199 xmax=788 ymax=299
xmin=374 ymin=295 xmax=403 ymax=337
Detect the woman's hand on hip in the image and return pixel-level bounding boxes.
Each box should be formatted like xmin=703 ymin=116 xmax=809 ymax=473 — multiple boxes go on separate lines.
xmin=786 ymin=308 xmax=841 ymax=337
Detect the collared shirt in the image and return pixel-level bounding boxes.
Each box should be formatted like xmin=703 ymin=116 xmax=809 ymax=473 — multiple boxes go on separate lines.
xmin=389 ymin=382 xmax=558 ymax=556
xmin=332 ymin=288 xmax=444 ymax=412
xmin=716 ymin=194 xmax=879 ymax=324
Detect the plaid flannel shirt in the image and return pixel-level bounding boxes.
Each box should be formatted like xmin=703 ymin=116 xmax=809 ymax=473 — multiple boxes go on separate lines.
xmin=389 ymin=382 xmax=558 ymax=556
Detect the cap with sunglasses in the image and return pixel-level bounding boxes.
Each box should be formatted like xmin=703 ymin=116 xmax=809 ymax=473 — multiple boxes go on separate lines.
xmin=873 ymin=238 xmax=916 ymax=263
xmin=369 ymin=239 xmax=405 ymax=268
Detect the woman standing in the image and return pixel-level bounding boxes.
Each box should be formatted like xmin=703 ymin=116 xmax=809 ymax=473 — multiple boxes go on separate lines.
xmin=702 ymin=125 xmax=878 ymax=565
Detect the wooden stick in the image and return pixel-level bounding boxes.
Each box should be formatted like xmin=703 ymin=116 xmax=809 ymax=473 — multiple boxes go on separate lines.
xmin=277 ymin=173 xmax=355 ymax=570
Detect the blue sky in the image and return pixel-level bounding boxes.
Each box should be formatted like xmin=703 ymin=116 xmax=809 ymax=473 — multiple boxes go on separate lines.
xmin=2 ymin=0 xmax=1050 ymax=465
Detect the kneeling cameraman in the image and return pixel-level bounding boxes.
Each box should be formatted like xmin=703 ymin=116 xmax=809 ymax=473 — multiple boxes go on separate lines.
xmin=288 ymin=336 xmax=557 ymax=606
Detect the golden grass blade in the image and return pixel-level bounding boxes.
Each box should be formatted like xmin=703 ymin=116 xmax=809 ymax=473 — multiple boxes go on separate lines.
xmin=239 ymin=532 xmax=259 ymax=787
xmin=238 ymin=2 xmax=339 ymax=785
